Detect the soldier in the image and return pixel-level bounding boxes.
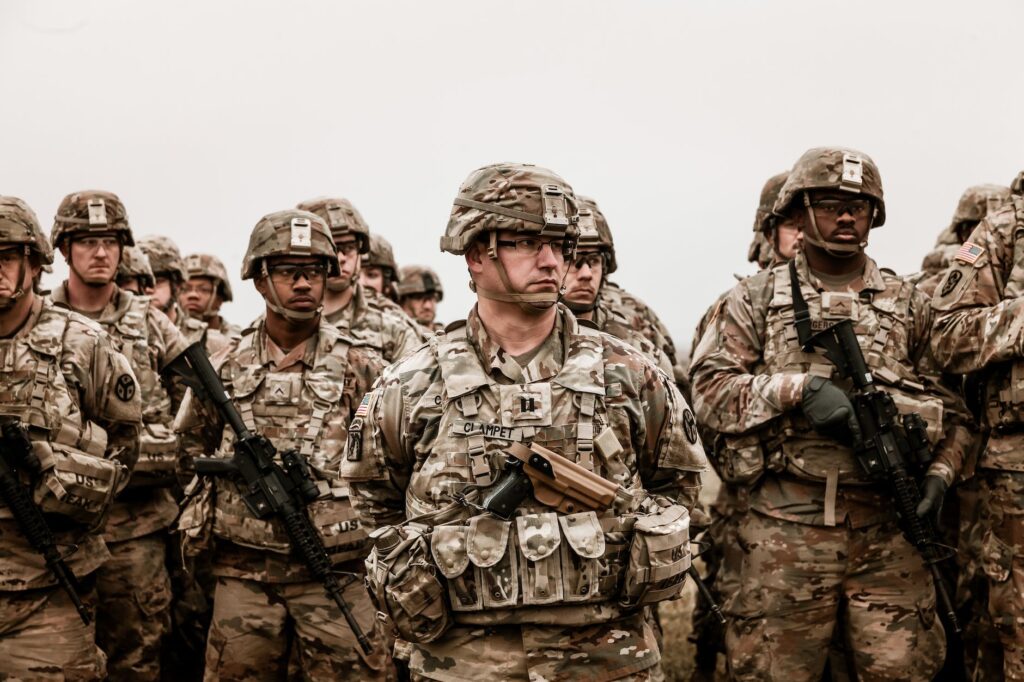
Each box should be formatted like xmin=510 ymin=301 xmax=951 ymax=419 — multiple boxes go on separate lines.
xmin=361 ymin=233 xmax=400 ymax=301
xmin=561 ymin=196 xmax=673 ymax=376
xmin=295 ymin=197 xmax=423 ymax=363
xmin=930 ymin=170 xmax=1024 ymax=680
xmin=138 ymin=235 xmax=188 ymax=323
xmin=690 ymin=147 xmax=972 ymax=681
xmin=910 ymin=184 xmax=1011 ymax=297
xmin=175 ymin=208 xmax=389 ymax=679
xmin=116 ymin=245 xmax=157 ymax=295
xmin=0 ymin=195 xmax=141 ymax=679
xmin=341 ymin=163 xmax=707 ymax=681
xmin=182 ymin=252 xmax=243 ymax=353
xmin=50 ymin=190 xmax=190 ymax=679
xmin=396 ymin=264 xmax=444 ymax=333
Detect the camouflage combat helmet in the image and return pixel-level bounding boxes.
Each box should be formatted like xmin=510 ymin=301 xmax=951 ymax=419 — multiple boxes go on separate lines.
xmin=138 ymin=235 xmax=188 ymax=283
xmin=1011 ymin=171 xmax=1024 ymax=196
xmin=362 ymin=234 xmax=399 ymax=280
xmin=753 ymin=172 xmax=790 ymax=235
xmin=746 ymin=231 xmax=774 ymax=269
xmin=295 ymin=197 xmax=370 ymax=253
xmin=241 ymin=209 xmax=339 ymax=280
xmin=184 ymin=252 xmax=234 ymax=302
xmin=396 ymin=265 xmax=444 ymax=301
xmin=52 ymin=190 xmax=134 ymax=249
xmin=0 ymin=196 xmax=53 ymax=266
xmin=117 ymin=246 xmax=155 ymax=289
xmin=576 ymin=196 xmax=617 ymax=274
xmin=441 ymin=163 xmax=579 ymax=309
xmin=952 ymin=184 xmax=1010 ymax=232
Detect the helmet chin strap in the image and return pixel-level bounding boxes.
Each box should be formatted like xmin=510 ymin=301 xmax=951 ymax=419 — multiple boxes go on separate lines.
xmin=802 ymin=193 xmax=870 ymax=259
xmin=0 ymin=246 xmax=29 ymax=310
xmin=471 ymin=232 xmax=566 ymax=314
xmin=261 ymin=261 xmax=322 ymax=322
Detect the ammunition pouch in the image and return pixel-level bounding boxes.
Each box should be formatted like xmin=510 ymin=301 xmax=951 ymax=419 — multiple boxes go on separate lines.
xmin=32 ymin=420 xmax=126 ymax=527
xmin=364 ymin=523 xmax=452 ymax=644
xmin=619 ymin=501 xmax=691 ymax=607
xmin=714 ymin=434 xmax=769 ymax=484
xmin=987 ymin=359 xmax=1024 ymax=431
xmin=129 ymin=421 xmax=179 ymax=488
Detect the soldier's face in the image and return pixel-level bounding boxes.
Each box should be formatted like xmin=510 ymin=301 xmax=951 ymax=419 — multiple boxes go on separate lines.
xmin=468 ymin=230 xmax=567 ymax=303
xmin=67 ymin=234 xmax=121 ymax=285
xmin=256 ymin=255 xmax=326 ymax=313
xmin=150 ymin=276 xmax=175 ymax=310
xmin=360 ymin=266 xmax=386 ymax=294
xmin=402 ymin=292 xmax=438 ymax=324
xmin=0 ymin=247 xmax=38 ymax=305
xmin=562 ymin=251 xmax=603 ymax=307
xmin=806 ymin=191 xmax=872 ymax=245
xmin=116 ymin=276 xmax=145 ymax=295
xmin=331 ymin=236 xmax=361 ymax=288
xmin=774 ymin=220 xmax=802 ymax=260
xmin=181 ymin=276 xmax=221 ymax=317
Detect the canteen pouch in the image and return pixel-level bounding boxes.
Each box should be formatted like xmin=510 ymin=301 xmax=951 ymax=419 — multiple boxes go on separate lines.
xmin=365 ymin=524 xmax=451 ymax=644
xmin=31 ymin=420 xmax=125 ymax=527
xmin=619 ymin=502 xmax=691 ymax=607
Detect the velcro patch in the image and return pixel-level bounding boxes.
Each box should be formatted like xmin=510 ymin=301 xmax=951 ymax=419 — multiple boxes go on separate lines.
xmin=955 ymin=242 xmax=984 ymax=264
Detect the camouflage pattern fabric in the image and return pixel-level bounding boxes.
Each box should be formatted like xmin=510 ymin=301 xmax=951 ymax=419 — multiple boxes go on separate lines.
xmin=342 ymin=304 xmax=706 ymax=681
xmin=138 ymin=234 xmax=188 ymax=283
xmin=930 ymin=195 xmax=1024 ymax=680
xmin=203 ymin=574 xmax=391 ymax=681
xmin=690 ymin=251 xmax=972 ymax=679
xmin=324 ymin=282 xmax=424 ymax=363
xmin=591 ymin=302 xmax=674 ymax=376
xmin=601 ymin=281 xmax=678 ymax=370
xmin=175 ymin=316 xmax=390 ymax=679
xmin=0 ymin=294 xmax=141 ymax=678
xmin=726 ymin=512 xmax=945 ymax=681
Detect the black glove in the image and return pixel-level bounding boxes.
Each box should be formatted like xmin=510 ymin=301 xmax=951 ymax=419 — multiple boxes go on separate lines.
xmin=915 ymin=475 xmax=948 ymax=522
xmin=801 ymin=376 xmax=862 ymax=446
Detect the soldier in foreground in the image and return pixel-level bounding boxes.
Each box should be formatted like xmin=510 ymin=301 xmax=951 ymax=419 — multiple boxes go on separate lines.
xmin=396 ymin=264 xmax=444 ymax=333
xmin=342 ymin=163 xmax=706 ymax=681
xmin=50 ymin=190 xmax=190 ymax=679
xmin=361 ymin=233 xmax=400 ymax=301
xmin=691 ymin=147 xmax=970 ymax=681
xmin=930 ymin=171 xmax=1024 ymax=680
xmin=182 ymin=252 xmax=243 ymax=353
xmin=116 ymin=245 xmax=157 ymax=295
xmin=0 ymin=196 xmax=141 ymax=679
xmin=296 ymin=197 xmax=423 ymax=363
xmin=175 ymin=209 xmax=389 ymax=679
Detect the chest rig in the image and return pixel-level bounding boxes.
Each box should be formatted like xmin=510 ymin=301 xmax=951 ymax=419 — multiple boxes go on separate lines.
xmin=759 ymin=261 xmax=942 ymax=484
xmin=211 ymin=326 xmax=368 ymax=563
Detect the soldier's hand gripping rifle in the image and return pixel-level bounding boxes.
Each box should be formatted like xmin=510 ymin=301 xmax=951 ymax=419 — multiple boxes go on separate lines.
xmin=788 ymin=261 xmax=960 ymax=633
xmin=0 ymin=416 xmax=91 ymax=624
xmin=455 ymin=440 xmax=725 ymax=624
xmin=167 ymin=342 xmax=372 ymax=654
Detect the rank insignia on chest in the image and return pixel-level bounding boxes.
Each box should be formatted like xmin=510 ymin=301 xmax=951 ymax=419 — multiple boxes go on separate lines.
xmin=498 ymin=383 xmax=553 ymax=427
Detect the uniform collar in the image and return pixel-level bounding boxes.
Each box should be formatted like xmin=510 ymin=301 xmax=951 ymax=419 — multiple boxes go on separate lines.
xmin=465 ymin=305 xmax=568 ymax=384
xmin=795 ymin=252 xmax=887 ymax=293
xmin=52 ymin=282 xmax=130 ymax=322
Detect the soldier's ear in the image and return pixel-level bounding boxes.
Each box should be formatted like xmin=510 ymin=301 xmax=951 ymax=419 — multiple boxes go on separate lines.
xmin=253 ymin=276 xmax=269 ymax=298
xmin=465 ymin=242 xmax=486 ymax=275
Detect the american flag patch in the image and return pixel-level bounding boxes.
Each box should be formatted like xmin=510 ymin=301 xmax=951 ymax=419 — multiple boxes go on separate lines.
xmin=955 ymin=242 xmax=984 ymax=264
xmin=355 ymin=394 xmax=370 ymax=418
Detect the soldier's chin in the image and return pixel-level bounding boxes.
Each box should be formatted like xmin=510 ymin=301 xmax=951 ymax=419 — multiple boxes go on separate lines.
xmin=326 ymin=277 xmax=352 ymax=293
xmin=0 ymin=294 xmax=16 ymax=311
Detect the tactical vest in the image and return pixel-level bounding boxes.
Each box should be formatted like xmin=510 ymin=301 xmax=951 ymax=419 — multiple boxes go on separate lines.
xmin=405 ymin=321 xmax=686 ymax=621
xmin=0 ymin=303 xmax=123 ymax=526
xmin=742 ymin=263 xmax=943 ymax=485
xmin=209 ymin=326 xmax=368 ymax=565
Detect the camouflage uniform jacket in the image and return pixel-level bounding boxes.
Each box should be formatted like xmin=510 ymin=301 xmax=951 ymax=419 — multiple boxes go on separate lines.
xmin=325 ymin=282 xmax=425 ymax=364
xmin=600 ymin=281 xmax=678 ymax=368
xmin=590 ymin=303 xmax=674 ymax=376
xmin=931 ymin=196 xmax=1024 ymax=471
xmin=52 ymin=284 xmax=189 ymax=542
xmin=342 ymin=304 xmax=705 ymax=623
xmin=175 ymin=316 xmax=384 ymax=582
xmin=0 ymin=297 xmax=141 ymax=589
xmin=690 ymin=252 xmax=971 ymax=528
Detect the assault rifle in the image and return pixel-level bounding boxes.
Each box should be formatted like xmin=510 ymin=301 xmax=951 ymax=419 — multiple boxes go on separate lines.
xmin=456 ymin=441 xmax=725 ymax=624
xmin=789 ymin=261 xmax=960 ymax=632
xmin=0 ymin=416 xmax=90 ymax=624
xmin=168 ymin=343 xmax=372 ymax=654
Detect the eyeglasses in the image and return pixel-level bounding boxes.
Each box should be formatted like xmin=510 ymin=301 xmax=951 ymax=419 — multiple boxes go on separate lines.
xmin=809 ymin=199 xmax=872 ymax=218
xmin=335 ymin=241 xmax=360 ymax=256
xmin=74 ymin=236 xmax=120 ymax=251
xmin=182 ymin=283 xmax=215 ymax=296
xmin=495 ymin=237 xmax=569 ymax=258
xmin=267 ymin=262 xmax=328 ymax=283
xmin=570 ymin=253 xmax=603 ymax=271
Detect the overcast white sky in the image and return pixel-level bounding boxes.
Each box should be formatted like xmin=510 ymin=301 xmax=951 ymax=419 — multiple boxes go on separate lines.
xmin=3 ymin=0 xmax=1022 ymax=353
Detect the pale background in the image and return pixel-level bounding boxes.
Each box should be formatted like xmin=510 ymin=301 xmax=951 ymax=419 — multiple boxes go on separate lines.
xmin=3 ymin=0 xmax=1022 ymax=357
